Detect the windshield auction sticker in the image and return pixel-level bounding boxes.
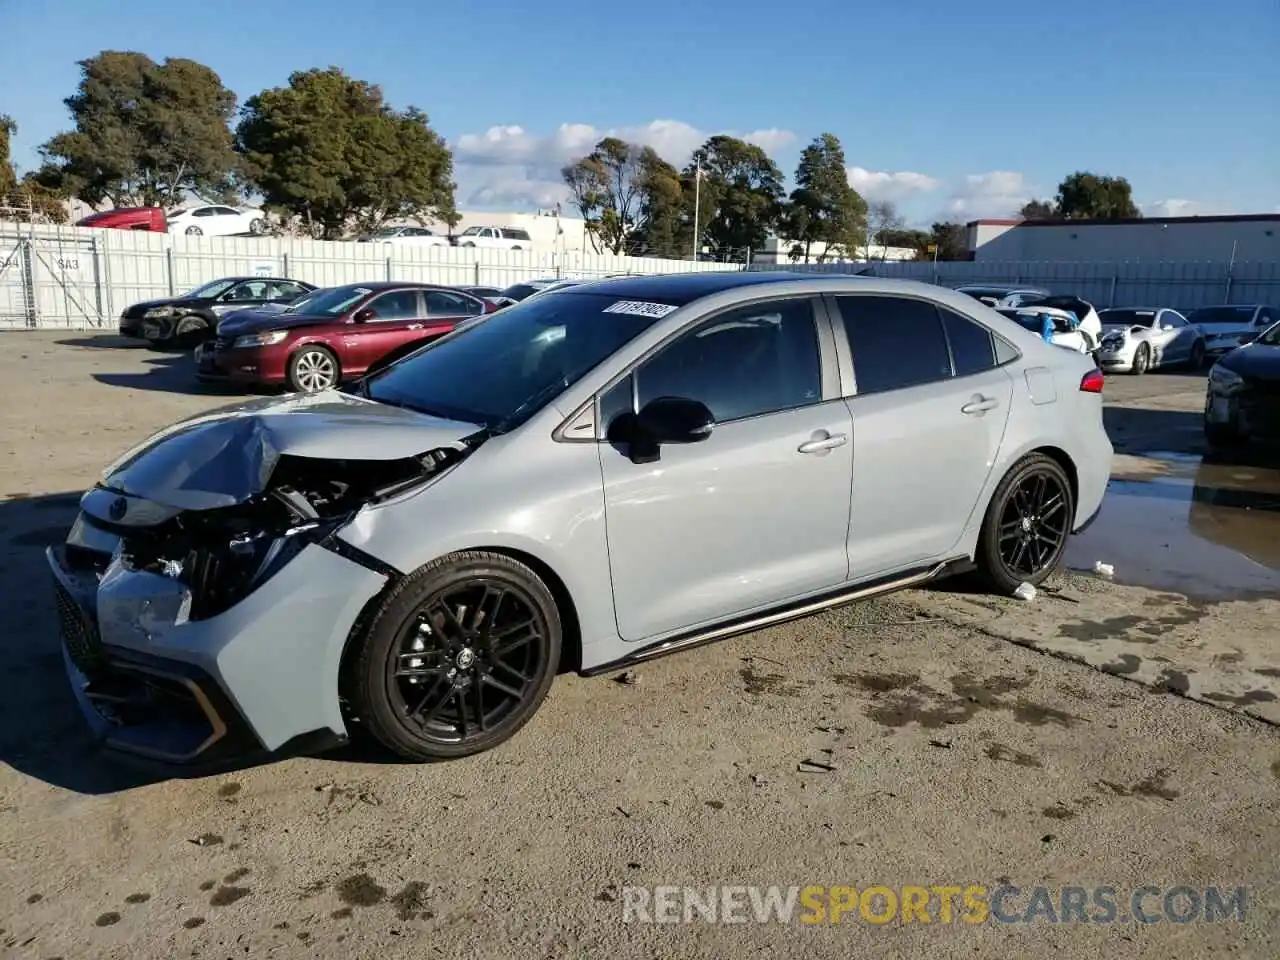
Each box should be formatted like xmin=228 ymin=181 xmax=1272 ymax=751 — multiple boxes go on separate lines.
xmin=603 ymin=300 xmax=678 ymax=318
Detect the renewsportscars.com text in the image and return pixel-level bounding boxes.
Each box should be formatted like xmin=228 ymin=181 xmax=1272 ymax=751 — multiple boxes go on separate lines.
xmin=619 ymin=884 xmax=1248 ymax=925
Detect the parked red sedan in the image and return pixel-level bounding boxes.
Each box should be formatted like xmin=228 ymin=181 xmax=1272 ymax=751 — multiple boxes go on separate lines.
xmin=196 ymin=282 xmax=497 ymax=392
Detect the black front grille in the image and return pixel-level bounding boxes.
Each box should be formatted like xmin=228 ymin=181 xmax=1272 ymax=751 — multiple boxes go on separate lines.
xmin=53 ymin=580 xmax=104 ymax=674
xmin=212 ymin=336 xmax=233 ymax=352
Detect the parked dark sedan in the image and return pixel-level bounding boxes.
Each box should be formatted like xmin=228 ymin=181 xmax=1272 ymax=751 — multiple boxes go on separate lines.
xmin=119 ymin=276 xmax=317 ymax=348
xmin=1204 ymin=319 xmax=1280 ymax=449
xmin=196 ymin=282 xmax=497 ymax=393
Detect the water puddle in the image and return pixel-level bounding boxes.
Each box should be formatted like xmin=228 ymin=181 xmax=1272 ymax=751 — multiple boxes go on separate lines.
xmin=1066 ymin=452 xmax=1280 ymax=600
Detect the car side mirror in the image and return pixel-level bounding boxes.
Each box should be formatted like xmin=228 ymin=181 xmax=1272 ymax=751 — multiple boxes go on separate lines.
xmin=607 ymin=396 xmax=714 ymax=464
xmin=353 ymin=307 xmax=375 ymax=323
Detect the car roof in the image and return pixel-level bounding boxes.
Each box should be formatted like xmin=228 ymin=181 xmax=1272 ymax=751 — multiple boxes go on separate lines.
xmin=554 ymin=270 xmax=994 ymax=311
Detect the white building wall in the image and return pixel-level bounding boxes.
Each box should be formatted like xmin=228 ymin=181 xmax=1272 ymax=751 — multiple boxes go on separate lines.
xmin=973 ymin=217 xmax=1280 ymax=262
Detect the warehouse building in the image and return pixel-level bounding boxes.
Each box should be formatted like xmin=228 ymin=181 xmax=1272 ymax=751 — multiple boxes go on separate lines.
xmin=968 ymin=213 xmax=1280 ymax=262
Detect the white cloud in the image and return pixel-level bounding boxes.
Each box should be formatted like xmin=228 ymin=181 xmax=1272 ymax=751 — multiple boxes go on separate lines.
xmin=945 ymin=171 xmax=1035 ymax=220
xmin=454 ymin=119 xmax=797 ymax=210
xmin=846 ymin=167 xmax=940 ymax=203
xmin=1140 ymin=198 xmax=1212 ymax=218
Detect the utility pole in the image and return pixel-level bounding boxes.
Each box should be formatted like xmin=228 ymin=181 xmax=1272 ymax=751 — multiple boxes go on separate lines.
xmin=691 ymin=161 xmax=702 ymax=261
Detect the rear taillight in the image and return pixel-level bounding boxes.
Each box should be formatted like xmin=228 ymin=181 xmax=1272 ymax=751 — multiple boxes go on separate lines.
xmin=1080 ymin=369 xmax=1105 ymax=393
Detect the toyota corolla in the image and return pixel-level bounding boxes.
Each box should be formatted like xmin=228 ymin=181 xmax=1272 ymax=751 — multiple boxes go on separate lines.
xmin=48 ymin=273 xmax=1112 ymax=767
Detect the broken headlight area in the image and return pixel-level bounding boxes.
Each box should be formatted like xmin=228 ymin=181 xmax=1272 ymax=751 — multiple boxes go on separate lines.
xmin=96 ymin=451 xmax=461 ymax=620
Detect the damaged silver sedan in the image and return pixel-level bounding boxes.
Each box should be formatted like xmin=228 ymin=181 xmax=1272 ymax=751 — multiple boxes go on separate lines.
xmin=49 ymin=272 xmax=1111 ymax=766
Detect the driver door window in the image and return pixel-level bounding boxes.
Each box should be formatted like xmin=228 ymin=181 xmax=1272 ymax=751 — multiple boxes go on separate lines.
xmin=633 ymin=299 xmax=822 ymax=422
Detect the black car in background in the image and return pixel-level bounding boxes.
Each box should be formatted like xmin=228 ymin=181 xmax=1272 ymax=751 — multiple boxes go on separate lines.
xmin=1204 ymin=319 xmax=1280 ymax=450
xmin=118 ymin=276 xmax=316 ymax=348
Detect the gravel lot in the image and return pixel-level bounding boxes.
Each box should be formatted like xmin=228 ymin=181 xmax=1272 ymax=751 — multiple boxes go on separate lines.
xmin=1 ymin=334 xmax=1276 ymax=960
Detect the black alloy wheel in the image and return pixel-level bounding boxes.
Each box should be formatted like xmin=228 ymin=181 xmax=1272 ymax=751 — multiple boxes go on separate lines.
xmin=350 ymin=551 xmax=561 ymax=760
xmin=976 ymin=453 xmax=1075 ymax=595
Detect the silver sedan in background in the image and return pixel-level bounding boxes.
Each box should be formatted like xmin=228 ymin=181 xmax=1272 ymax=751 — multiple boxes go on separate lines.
xmin=1096 ymin=307 xmax=1205 ymax=374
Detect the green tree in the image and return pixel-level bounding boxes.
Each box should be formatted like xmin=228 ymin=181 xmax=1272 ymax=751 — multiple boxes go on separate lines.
xmin=927 ymin=221 xmax=969 ymax=260
xmin=1019 ymin=198 xmax=1056 ymax=219
xmin=562 ymin=137 xmax=686 ymax=256
xmin=236 ymin=67 xmax=457 ymax=239
xmin=1053 ymin=172 xmax=1140 ymax=220
xmin=685 ymin=135 xmax=784 ymax=256
xmin=1 ymin=115 xmax=68 ymax=222
xmin=879 ymin=227 xmax=932 ymax=258
xmin=785 ymin=133 xmax=867 ymax=261
xmin=37 ymin=51 xmax=239 ymax=208
xmin=631 ymin=151 xmax=685 ymax=258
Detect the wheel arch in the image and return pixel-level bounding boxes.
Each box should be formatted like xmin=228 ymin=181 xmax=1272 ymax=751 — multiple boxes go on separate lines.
xmin=335 ymin=544 xmax=585 ymax=712
xmin=287 ymin=340 xmax=342 ymax=380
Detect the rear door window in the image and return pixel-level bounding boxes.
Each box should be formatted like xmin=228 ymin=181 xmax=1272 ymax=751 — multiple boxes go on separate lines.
xmin=939 ymin=307 xmax=997 ymax=376
xmin=367 ymin=290 xmax=422 ymax=321
xmin=833 ymin=296 xmax=954 ymax=394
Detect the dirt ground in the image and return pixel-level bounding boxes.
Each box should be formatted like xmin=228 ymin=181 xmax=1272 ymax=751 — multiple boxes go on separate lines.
xmin=0 ymin=333 xmax=1277 ymax=960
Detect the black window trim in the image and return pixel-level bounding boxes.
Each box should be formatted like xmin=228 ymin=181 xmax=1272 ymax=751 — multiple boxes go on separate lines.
xmin=581 ymin=293 xmax=843 ymax=441
xmin=424 ymin=288 xmax=483 ymax=317
xmin=824 ymin=292 xmax=1020 ymax=398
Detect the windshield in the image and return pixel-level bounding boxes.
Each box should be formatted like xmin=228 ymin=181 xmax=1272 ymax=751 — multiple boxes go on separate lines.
xmin=1100 ymin=309 xmax=1156 ymax=328
xmin=185 ymin=279 xmax=236 ymax=299
xmin=364 ymin=291 xmax=676 ymax=431
xmin=370 ymin=227 xmax=401 ymax=238
xmin=460 ymin=226 xmax=483 ymax=236
xmin=1256 ymin=321 xmax=1280 ymax=346
xmin=284 ymin=285 xmax=370 ymax=316
xmin=1187 ymin=306 xmax=1257 ymax=326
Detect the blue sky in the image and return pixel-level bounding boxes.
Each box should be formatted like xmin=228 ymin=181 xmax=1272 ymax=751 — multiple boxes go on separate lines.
xmin=3 ymin=0 xmax=1277 ymax=225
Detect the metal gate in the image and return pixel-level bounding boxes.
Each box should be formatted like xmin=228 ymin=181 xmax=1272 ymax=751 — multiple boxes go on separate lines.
xmin=0 ymin=226 xmax=107 ymax=330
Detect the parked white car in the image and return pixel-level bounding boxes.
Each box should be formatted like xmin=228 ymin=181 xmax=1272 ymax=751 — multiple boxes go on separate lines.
xmin=997 ymin=307 xmax=1093 ymax=355
xmin=358 ymin=225 xmax=450 ymax=248
xmin=451 ymin=225 xmax=534 ymax=251
xmin=1096 ymin=307 xmax=1205 ymax=374
xmin=167 ymin=205 xmax=266 ymax=238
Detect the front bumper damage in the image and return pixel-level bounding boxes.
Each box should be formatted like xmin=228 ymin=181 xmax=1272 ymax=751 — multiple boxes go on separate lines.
xmin=48 ymin=538 xmax=387 ymax=767
xmin=47 ymin=390 xmax=485 ymax=768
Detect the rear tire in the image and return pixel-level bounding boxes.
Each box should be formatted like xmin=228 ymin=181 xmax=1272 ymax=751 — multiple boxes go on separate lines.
xmin=348 ymin=551 xmax=562 ymax=761
xmin=185 ymin=225 xmax=203 ymax=236
xmin=286 ymin=345 xmax=340 ymax=393
xmin=1189 ymin=340 xmax=1206 ymax=369
xmin=975 ymin=453 xmax=1075 ymax=595
xmin=249 ymin=217 xmax=265 ymax=236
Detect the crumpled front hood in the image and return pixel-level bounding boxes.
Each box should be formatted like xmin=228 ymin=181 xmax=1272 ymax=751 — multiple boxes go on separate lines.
xmin=100 ymin=390 xmax=482 ymax=511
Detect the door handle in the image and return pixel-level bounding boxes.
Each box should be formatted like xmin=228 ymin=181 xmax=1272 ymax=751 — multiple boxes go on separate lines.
xmin=797 ymin=433 xmax=848 ymax=454
xmin=961 ymin=396 xmax=1000 ymax=415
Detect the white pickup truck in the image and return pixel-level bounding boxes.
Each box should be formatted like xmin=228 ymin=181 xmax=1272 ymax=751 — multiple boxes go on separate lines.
xmin=450 ymin=225 xmax=534 ymax=251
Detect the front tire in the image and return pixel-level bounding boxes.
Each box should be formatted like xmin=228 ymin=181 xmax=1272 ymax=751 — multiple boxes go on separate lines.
xmin=1131 ymin=342 xmax=1151 ymax=375
xmin=286 ymin=345 xmax=339 ymax=393
xmin=975 ymin=453 xmax=1075 ymax=595
xmin=348 ymin=551 xmax=562 ymax=761
xmin=1205 ymin=421 xmax=1245 ymax=450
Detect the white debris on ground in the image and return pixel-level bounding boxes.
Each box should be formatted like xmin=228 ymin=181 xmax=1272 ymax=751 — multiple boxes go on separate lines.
xmin=1013 ymin=582 xmax=1037 ymax=601
xmin=1093 ymin=561 xmax=1116 ymax=579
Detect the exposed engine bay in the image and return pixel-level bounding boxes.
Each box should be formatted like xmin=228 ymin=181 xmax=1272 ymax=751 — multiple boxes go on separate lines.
xmin=80 ymin=447 xmax=468 ymax=621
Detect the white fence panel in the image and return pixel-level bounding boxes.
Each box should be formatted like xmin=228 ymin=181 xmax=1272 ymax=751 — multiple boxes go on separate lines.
xmin=0 ymin=221 xmax=740 ymax=329
xmin=753 ymin=259 xmax=1280 ymax=310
